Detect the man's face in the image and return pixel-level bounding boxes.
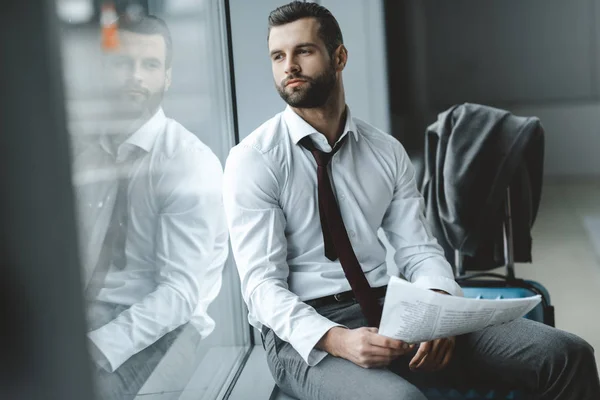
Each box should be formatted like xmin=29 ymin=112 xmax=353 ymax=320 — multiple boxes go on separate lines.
xmin=268 ymin=18 xmax=337 ymax=108
xmin=102 ymin=31 xmax=171 ymax=119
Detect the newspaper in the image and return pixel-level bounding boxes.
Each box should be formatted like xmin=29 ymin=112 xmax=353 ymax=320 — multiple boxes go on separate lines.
xmin=378 ymin=276 xmax=541 ymax=343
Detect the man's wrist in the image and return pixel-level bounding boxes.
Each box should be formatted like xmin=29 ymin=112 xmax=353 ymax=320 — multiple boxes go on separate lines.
xmin=316 ymin=326 xmax=347 ymax=356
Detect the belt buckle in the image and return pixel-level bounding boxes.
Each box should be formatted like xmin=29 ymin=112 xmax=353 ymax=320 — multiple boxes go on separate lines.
xmin=333 ymin=293 xmax=343 ymax=302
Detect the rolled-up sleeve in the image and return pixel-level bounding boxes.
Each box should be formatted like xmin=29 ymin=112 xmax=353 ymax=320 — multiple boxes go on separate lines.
xmin=223 ymin=144 xmax=342 ymax=365
xmin=381 ymin=142 xmax=463 ymax=297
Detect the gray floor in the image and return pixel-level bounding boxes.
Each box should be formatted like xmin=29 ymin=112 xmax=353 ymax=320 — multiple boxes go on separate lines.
xmin=516 ymin=181 xmax=600 ymax=368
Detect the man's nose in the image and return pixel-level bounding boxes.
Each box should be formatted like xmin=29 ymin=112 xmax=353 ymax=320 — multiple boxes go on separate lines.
xmin=284 ymin=58 xmax=300 ymax=75
xmin=130 ymin=61 xmax=144 ymax=82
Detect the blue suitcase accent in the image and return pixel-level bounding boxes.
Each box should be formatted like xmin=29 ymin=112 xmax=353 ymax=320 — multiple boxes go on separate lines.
xmin=461 ymin=285 xmax=544 ymax=322
xmin=458 ymin=277 xmax=554 ymax=326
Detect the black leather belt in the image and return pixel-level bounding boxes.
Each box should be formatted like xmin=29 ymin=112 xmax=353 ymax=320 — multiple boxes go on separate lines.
xmin=305 ymin=285 xmax=387 ymax=309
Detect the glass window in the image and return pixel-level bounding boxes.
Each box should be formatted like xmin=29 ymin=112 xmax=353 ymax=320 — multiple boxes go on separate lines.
xmin=56 ymin=0 xmax=250 ymax=398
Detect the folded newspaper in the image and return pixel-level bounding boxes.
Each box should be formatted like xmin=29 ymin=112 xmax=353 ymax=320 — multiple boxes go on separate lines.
xmin=378 ymin=276 xmax=541 ymax=343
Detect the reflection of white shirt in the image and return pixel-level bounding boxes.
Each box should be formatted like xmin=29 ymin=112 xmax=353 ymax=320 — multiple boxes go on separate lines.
xmin=73 ymin=108 xmax=228 ymax=372
xmin=223 ymin=106 xmax=462 ymax=367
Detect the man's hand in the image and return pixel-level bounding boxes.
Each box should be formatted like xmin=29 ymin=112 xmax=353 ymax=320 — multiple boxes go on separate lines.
xmin=409 ymin=336 xmax=455 ymax=372
xmin=317 ymin=327 xmax=415 ymax=369
xmin=407 ymin=288 xmax=456 ymax=372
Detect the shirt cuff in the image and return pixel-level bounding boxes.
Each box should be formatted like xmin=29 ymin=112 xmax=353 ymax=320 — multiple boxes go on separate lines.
xmin=288 ymin=316 xmax=345 ymax=366
xmin=87 ymin=323 xmax=133 ymax=372
xmin=412 ymin=275 xmax=464 ymax=297
xmin=87 ymin=337 xmax=112 ymax=372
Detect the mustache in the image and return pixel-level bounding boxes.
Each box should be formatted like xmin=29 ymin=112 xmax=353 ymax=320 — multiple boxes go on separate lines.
xmin=282 ymin=74 xmax=312 ymax=87
xmin=122 ymin=85 xmax=150 ymax=95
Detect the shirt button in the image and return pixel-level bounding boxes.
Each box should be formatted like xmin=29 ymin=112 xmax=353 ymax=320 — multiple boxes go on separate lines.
xmin=348 ymin=230 xmax=356 ymax=238
xmin=339 ymin=193 xmax=346 ymax=201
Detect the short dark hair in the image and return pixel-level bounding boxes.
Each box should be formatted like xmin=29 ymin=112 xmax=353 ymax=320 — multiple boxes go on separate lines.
xmin=118 ymin=15 xmax=173 ymax=68
xmin=268 ymin=1 xmax=343 ymax=56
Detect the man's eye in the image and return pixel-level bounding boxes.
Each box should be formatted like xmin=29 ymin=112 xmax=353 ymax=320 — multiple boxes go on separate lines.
xmin=298 ymin=49 xmax=310 ymax=54
xmin=273 ymin=54 xmax=283 ymax=61
xmin=143 ymin=60 xmax=160 ymax=69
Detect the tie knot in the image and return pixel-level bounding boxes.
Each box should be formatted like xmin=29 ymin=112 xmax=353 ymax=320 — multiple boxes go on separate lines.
xmin=313 ymin=150 xmax=333 ymax=167
xmin=299 ymin=135 xmax=347 ymax=167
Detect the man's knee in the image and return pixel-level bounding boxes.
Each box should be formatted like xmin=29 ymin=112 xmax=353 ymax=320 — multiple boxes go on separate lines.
xmin=543 ymin=330 xmax=596 ymax=374
xmin=562 ymin=333 xmax=595 ymax=364
xmin=532 ymin=329 xmax=600 ymax=397
xmin=371 ymin=380 xmax=428 ymax=400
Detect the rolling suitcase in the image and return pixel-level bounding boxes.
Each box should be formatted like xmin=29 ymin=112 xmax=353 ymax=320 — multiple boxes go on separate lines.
xmin=421 ymin=188 xmax=555 ymax=400
xmin=455 ymin=187 xmax=555 ymax=327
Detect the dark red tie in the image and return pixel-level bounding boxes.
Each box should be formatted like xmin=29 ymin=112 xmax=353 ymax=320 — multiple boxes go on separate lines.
xmin=300 ymin=135 xmax=382 ymax=327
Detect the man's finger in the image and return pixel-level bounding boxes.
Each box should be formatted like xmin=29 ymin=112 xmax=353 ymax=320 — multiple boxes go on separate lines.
xmin=360 ymin=354 xmax=393 ymax=363
xmin=414 ymin=339 xmax=444 ymax=371
xmin=362 ymin=344 xmax=397 ymax=358
xmin=437 ymin=340 xmax=455 ymax=370
xmin=369 ymin=334 xmax=412 ymax=351
xmin=361 ymin=359 xmax=392 ymax=369
xmin=357 ymin=354 xmax=396 ymax=369
xmin=429 ymin=339 xmax=448 ymax=368
xmin=414 ymin=352 xmax=430 ymax=370
xmin=365 ymin=342 xmax=410 ymax=358
xmin=409 ymin=341 xmax=431 ymax=369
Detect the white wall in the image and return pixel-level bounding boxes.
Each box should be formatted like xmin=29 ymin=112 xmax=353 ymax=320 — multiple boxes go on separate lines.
xmin=510 ymin=103 xmax=600 ymax=177
xmin=417 ymin=0 xmax=600 ymax=177
xmin=320 ymin=0 xmax=390 ymax=133
xmin=228 ymin=0 xmax=284 ymax=140
xmin=228 ymin=0 xmax=391 ymax=140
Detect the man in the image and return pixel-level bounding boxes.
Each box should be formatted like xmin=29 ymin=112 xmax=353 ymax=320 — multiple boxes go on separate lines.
xmin=72 ymin=15 xmax=228 ymax=399
xmin=223 ymin=2 xmax=599 ymax=399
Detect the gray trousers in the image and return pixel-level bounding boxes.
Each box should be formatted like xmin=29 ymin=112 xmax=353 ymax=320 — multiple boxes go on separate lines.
xmin=264 ymin=300 xmax=600 ymax=400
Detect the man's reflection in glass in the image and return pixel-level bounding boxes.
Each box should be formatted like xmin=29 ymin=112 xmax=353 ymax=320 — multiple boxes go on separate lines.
xmin=72 ymin=15 xmax=228 ymax=399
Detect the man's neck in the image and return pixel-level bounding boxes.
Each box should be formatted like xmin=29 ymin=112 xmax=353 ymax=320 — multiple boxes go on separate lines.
xmin=292 ymin=92 xmax=347 ymax=147
xmin=108 ymin=107 xmax=158 ymax=154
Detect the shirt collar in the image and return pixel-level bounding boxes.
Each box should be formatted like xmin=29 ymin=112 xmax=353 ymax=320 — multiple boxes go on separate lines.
xmin=283 ymin=105 xmax=359 ymax=147
xmin=99 ymin=108 xmax=166 ymax=162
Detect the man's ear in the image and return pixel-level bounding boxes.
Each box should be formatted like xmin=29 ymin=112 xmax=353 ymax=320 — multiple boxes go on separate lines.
xmin=165 ymin=67 xmax=172 ymax=91
xmin=335 ymin=45 xmax=348 ymax=71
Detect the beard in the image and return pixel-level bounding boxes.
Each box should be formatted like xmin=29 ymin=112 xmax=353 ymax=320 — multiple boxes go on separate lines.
xmin=117 ymin=86 xmax=165 ymax=119
xmin=101 ymin=83 xmax=166 ymax=140
xmin=276 ymin=64 xmax=337 ymax=108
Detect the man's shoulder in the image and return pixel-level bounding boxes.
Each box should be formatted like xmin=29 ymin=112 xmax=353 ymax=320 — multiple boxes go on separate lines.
xmin=160 ymin=118 xmax=214 ymax=155
xmin=353 ymin=116 xmax=410 ymax=168
xmin=235 ymin=111 xmax=288 ymax=155
xmin=154 ymin=118 xmax=222 ymax=173
xmin=354 ymin=117 xmax=399 ymax=147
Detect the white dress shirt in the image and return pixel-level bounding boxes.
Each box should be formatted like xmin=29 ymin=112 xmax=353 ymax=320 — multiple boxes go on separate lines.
xmin=73 ymin=108 xmax=229 ymax=372
xmin=223 ymin=106 xmax=463 ymax=367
